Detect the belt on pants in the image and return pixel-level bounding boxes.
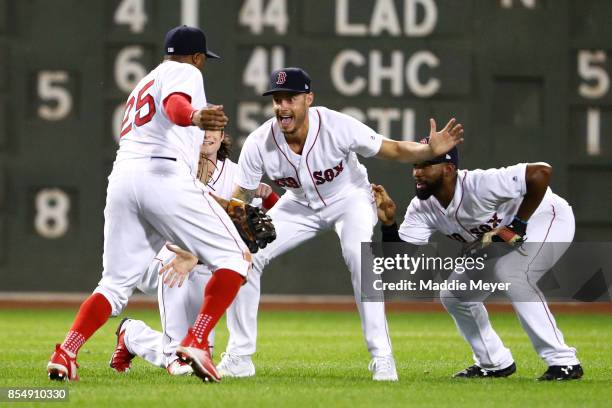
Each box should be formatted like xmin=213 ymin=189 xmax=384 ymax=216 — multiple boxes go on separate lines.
xmin=150 ymin=156 xmax=177 ymax=161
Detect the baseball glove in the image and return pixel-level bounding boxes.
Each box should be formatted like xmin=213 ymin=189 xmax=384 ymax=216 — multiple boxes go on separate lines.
xmin=463 ymin=217 xmax=527 ymax=258
xmin=226 ymin=198 xmax=276 ymax=253
xmin=197 ymin=153 xmax=216 ymax=185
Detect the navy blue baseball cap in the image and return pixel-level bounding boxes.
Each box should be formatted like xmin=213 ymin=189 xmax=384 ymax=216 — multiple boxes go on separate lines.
xmin=419 ymin=137 xmax=459 ymax=167
xmin=262 ymin=67 xmax=312 ymax=96
xmin=164 ymin=25 xmax=220 ymax=59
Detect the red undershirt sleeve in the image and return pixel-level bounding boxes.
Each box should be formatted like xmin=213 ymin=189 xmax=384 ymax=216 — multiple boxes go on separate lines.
xmin=163 ymin=92 xmax=198 ymax=127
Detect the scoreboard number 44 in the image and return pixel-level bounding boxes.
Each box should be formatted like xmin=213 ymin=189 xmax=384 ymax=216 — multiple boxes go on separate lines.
xmin=239 ymin=0 xmax=288 ymax=35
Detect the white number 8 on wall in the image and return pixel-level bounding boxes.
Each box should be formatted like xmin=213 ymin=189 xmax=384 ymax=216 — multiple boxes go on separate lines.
xmin=34 ymin=188 xmax=70 ymax=239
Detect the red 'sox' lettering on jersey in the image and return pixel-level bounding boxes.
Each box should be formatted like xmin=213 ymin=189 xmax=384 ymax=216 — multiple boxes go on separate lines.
xmin=274 ymin=176 xmax=300 ymax=188
xmin=313 ymin=161 xmax=344 ymax=185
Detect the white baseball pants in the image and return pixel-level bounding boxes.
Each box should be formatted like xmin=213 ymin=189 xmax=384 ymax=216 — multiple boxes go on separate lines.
xmin=93 ymin=158 xmax=250 ymax=317
xmin=225 ymin=188 xmax=393 ymax=358
xmin=124 ymin=249 xmax=215 ymax=368
xmin=441 ymin=200 xmax=580 ymax=368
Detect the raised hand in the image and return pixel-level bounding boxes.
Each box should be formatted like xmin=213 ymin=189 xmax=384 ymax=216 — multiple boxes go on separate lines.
xmin=428 ymin=118 xmax=464 ymax=157
xmin=192 ymin=104 xmax=228 ymax=131
xmin=372 ymin=184 xmax=397 ymax=226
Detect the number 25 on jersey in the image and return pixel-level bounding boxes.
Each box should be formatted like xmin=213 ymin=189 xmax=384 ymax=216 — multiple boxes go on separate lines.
xmin=119 ymin=79 xmax=156 ymax=138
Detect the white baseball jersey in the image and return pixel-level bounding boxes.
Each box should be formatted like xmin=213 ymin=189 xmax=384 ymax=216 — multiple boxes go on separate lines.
xmin=206 ymin=158 xmax=262 ymax=208
xmin=116 ymin=61 xmax=206 ymax=173
xmin=206 ymin=158 xmax=239 ymax=197
xmin=238 ymin=107 xmax=383 ymax=210
xmin=226 ymin=107 xmax=393 ymax=360
xmin=398 ymin=163 xmax=566 ymax=244
xmin=95 ymin=61 xmax=250 ymax=317
xmin=396 ymin=163 xmax=579 ymax=368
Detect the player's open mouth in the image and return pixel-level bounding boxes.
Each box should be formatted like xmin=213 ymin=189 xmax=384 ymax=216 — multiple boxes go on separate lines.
xmin=416 ymin=182 xmax=427 ymax=190
xmin=203 ymin=141 xmax=214 ymax=145
xmin=279 ymin=115 xmax=293 ymax=127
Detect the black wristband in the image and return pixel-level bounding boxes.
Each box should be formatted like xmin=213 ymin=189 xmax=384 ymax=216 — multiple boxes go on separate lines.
xmin=508 ymin=215 xmax=528 ymax=237
xmin=381 ymin=222 xmax=402 ymax=242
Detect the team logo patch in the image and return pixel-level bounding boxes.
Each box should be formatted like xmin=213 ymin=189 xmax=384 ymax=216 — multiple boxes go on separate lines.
xmin=276 ymin=71 xmax=287 ymax=85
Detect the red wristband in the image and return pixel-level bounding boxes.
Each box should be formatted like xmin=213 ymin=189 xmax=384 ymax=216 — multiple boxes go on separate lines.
xmin=262 ymin=191 xmax=280 ymax=210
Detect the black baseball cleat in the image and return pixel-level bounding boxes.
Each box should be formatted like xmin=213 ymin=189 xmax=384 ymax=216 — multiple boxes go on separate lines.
xmin=537 ymin=364 xmax=583 ymax=381
xmin=453 ymin=362 xmax=516 ymax=378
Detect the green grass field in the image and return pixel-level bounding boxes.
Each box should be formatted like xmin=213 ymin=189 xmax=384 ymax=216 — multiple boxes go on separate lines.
xmin=0 ymin=309 xmax=610 ymax=407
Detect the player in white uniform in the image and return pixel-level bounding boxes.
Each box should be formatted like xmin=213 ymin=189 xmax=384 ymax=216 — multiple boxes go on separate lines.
xmin=47 ymin=26 xmax=251 ymax=383
xmin=372 ymin=138 xmax=584 ymax=381
xmin=217 ymin=67 xmax=464 ymax=381
xmin=109 ymin=130 xmax=277 ymax=376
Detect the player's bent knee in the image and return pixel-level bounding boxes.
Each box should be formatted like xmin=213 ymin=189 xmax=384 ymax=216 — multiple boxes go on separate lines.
xmin=251 ymin=253 xmax=268 ymax=275
xmin=440 ymin=289 xmax=461 ymax=310
xmin=340 ymin=246 xmax=362 ymax=269
xmin=214 ymin=257 xmax=251 ymax=278
xmin=92 ymin=286 xmax=129 ymax=317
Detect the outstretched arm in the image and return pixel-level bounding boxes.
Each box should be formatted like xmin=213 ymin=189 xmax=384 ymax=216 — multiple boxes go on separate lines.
xmin=376 ymin=118 xmax=464 ymax=163
xmin=163 ymin=95 xmax=228 ymax=130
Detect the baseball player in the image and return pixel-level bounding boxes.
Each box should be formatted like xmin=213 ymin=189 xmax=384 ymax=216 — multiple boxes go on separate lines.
xmin=216 ymin=67 xmax=464 ymax=381
xmin=47 ymin=26 xmax=251 ymax=383
xmin=372 ymin=139 xmax=583 ymax=380
xmin=109 ymin=130 xmax=278 ymax=376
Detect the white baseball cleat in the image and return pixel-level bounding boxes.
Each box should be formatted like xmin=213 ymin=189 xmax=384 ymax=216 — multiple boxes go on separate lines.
xmin=167 ymin=358 xmax=194 ymax=376
xmin=368 ymin=355 xmax=398 ymax=381
xmin=216 ymin=352 xmax=255 ymax=378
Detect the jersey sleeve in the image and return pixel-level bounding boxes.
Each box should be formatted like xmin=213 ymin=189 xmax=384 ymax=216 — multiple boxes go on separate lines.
xmin=398 ymin=199 xmax=435 ymax=244
xmin=159 ymin=63 xmax=204 ymax=106
xmin=472 ymin=164 xmax=528 ymax=206
xmin=335 ymin=111 xmax=384 ymax=157
xmin=237 ymin=135 xmax=265 ymax=190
